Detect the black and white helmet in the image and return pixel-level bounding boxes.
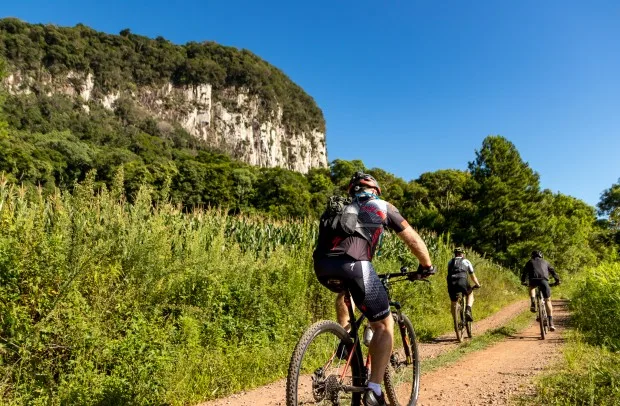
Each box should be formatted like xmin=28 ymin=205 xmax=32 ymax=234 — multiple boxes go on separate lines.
xmin=347 ymin=172 xmax=382 ymax=196
xmin=531 ymin=250 xmax=543 ymax=259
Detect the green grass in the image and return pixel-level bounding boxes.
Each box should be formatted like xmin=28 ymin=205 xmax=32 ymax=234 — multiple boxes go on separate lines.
xmin=518 ymin=262 xmax=620 ymax=405
xmin=518 ymin=335 xmax=620 ymax=406
xmin=0 ymin=175 xmax=523 ymax=405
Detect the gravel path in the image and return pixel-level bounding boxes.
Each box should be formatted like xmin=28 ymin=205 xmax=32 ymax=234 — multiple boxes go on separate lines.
xmin=198 ymin=299 xmax=560 ymax=406
xmin=418 ymin=299 xmax=569 ymax=405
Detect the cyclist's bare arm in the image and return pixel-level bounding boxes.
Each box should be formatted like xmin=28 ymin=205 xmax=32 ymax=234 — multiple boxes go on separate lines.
xmin=470 ymin=273 xmax=481 ymax=287
xmin=396 ymin=226 xmax=432 ymax=267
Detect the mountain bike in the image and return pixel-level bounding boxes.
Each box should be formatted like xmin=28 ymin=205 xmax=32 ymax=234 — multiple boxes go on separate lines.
xmin=286 ymin=266 xmax=432 ymax=406
xmin=453 ymin=285 xmax=480 ymax=343
xmin=536 ymin=285 xmax=549 ymax=339
xmin=532 ymin=281 xmax=559 ymax=340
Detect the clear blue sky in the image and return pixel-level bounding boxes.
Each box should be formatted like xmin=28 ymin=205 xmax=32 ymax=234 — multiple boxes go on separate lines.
xmin=3 ymin=1 xmax=620 ymax=207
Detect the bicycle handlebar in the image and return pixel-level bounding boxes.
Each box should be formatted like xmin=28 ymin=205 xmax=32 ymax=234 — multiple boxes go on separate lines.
xmin=521 ymin=280 xmax=561 ymax=287
xmin=377 ymin=266 xmax=433 ymax=283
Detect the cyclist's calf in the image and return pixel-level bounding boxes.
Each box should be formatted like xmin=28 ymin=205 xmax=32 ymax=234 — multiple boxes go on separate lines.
xmin=368 ymin=314 xmax=394 ymax=386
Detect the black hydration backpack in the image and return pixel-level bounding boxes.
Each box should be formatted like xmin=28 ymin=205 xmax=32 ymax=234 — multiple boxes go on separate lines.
xmin=318 ymin=195 xmax=370 ymax=241
xmin=448 ymin=257 xmax=468 ymax=279
xmin=320 ymin=195 xmax=352 ymax=232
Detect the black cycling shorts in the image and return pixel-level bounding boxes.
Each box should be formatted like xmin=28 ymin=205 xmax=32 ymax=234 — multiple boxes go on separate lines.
xmin=528 ymin=279 xmax=551 ymax=299
xmin=314 ymin=257 xmax=390 ymax=322
xmin=447 ymin=277 xmax=470 ymax=302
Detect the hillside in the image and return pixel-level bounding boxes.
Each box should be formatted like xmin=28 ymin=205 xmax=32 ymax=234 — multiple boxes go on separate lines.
xmin=0 ymin=18 xmax=327 ymax=172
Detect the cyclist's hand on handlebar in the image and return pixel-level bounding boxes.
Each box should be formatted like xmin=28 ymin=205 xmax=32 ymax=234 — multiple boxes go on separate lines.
xmin=554 ymin=280 xmax=561 ymax=287
xmin=474 ymin=284 xmax=481 ymax=289
xmin=412 ymin=264 xmax=436 ymax=279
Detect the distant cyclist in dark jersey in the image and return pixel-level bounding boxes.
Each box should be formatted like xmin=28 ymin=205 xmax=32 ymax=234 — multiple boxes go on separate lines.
xmin=447 ymin=247 xmax=481 ymax=323
xmin=521 ymin=250 xmax=561 ymax=331
xmin=313 ymin=171 xmax=436 ymax=406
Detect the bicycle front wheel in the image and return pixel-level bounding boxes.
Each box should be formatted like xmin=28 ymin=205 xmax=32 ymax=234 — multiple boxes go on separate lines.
xmin=286 ymin=320 xmax=363 ymax=406
xmin=384 ymin=313 xmax=420 ymax=406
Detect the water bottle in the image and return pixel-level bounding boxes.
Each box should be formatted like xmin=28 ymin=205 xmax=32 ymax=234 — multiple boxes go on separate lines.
xmin=363 ymin=325 xmax=374 ymax=346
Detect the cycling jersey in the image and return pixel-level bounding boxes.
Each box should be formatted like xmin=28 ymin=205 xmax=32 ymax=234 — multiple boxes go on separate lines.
xmin=313 ymin=196 xmax=409 ymax=262
xmin=447 ymin=256 xmax=474 ymax=301
xmin=447 ymin=257 xmax=474 ymax=280
xmin=313 ymin=195 xmax=409 ymax=322
xmin=521 ymin=258 xmax=559 ymax=283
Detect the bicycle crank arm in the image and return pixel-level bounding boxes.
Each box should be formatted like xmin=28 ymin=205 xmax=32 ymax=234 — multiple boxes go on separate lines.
xmin=341 ymin=385 xmax=367 ymax=393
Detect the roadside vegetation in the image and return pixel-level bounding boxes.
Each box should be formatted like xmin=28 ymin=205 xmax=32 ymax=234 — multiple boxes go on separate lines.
xmin=522 ymin=262 xmax=620 ymax=406
xmin=0 ymin=173 xmax=522 ymax=405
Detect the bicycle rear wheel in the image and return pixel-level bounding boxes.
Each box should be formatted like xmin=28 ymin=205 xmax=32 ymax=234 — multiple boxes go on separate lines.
xmin=465 ymin=295 xmax=472 ymax=338
xmin=384 ymin=313 xmax=420 ymax=406
xmin=453 ymin=294 xmax=464 ymax=343
xmin=541 ymin=294 xmax=549 ymax=335
xmin=286 ymin=320 xmax=363 ymax=406
xmin=537 ymin=295 xmax=546 ymax=340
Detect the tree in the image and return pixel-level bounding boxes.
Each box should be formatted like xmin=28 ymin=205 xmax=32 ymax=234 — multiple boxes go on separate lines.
xmin=598 ymin=179 xmax=620 ymax=228
xmin=0 ymin=56 xmax=7 ymax=138
xmin=468 ymin=135 xmax=543 ymax=266
xmin=306 ymin=167 xmax=334 ymax=215
xmin=597 ymin=179 xmax=620 ymax=257
xmin=252 ymin=167 xmax=311 ymax=218
xmin=534 ymin=191 xmax=598 ymax=272
xmin=329 ymin=159 xmax=366 ymax=191
xmin=416 ymin=169 xmax=479 ymax=244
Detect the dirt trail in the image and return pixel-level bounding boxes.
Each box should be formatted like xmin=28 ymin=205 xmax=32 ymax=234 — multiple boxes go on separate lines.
xmin=199 ymin=299 xmax=540 ymax=406
xmin=418 ymin=299 xmax=569 ymax=405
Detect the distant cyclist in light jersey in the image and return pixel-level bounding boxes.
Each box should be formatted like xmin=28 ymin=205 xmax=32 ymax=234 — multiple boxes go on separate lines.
xmin=447 ymin=247 xmax=481 ymax=323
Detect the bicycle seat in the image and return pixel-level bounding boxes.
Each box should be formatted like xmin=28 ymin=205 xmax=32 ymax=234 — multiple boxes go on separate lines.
xmin=324 ymin=278 xmax=345 ymax=292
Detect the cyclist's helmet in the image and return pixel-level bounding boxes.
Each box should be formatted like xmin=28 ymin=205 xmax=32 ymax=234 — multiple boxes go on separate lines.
xmin=531 ymin=250 xmax=543 ymax=259
xmin=348 ymin=171 xmax=382 ymax=196
xmin=454 ymin=247 xmax=465 ymax=255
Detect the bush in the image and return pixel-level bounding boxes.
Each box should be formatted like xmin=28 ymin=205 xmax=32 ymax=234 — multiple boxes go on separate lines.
xmin=523 ymin=262 xmax=620 ymax=405
xmin=0 ymin=175 xmax=522 ymax=404
xmin=527 ymin=338 xmax=620 ymax=406
xmin=570 ymin=262 xmax=620 ymax=350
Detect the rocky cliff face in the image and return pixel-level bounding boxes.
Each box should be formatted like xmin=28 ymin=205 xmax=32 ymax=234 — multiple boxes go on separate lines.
xmin=4 ymin=71 xmax=327 ymax=173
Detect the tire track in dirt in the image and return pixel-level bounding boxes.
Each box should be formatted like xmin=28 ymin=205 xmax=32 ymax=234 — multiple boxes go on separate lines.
xmin=198 ymin=299 xmax=530 ymax=406
xmin=418 ymin=299 xmax=569 ymax=406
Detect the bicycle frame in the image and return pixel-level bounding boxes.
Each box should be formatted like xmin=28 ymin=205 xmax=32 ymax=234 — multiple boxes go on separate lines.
xmin=336 ymin=269 xmax=427 ymax=393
